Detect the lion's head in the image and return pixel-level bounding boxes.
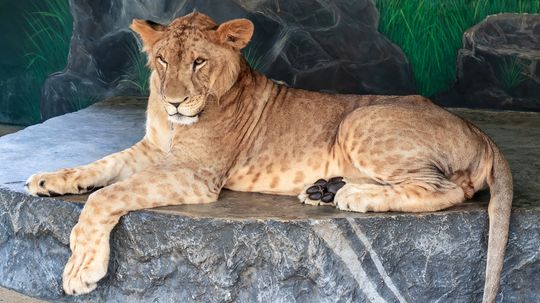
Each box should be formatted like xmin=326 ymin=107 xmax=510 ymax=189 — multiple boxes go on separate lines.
xmin=131 ymin=12 xmax=254 ymax=125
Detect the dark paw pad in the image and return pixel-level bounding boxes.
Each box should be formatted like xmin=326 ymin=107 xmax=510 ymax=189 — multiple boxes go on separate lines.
xmin=48 ymin=191 xmax=61 ymax=197
xmin=321 ymin=192 xmax=334 ymax=203
xmin=78 ymin=185 xmax=102 ymax=193
xmin=37 ymin=190 xmax=61 ymax=198
xmin=308 ymin=191 xmax=323 ymax=200
xmin=305 ymin=177 xmax=346 ymax=204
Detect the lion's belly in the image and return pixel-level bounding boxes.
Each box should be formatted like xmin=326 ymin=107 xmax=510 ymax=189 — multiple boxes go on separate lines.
xmin=224 ymin=146 xmax=363 ymax=196
xmin=225 ymin=164 xmax=325 ymax=195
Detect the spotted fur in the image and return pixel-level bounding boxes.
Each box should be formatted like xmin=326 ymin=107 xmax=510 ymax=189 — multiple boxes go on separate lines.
xmin=25 ymin=12 xmax=511 ymax=302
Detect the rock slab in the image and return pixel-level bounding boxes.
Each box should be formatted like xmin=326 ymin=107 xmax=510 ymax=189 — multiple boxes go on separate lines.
xmin=1 ymin=188 xmax=539 ymax=303
xmin=0 ymin=98 xmax=538 ymax=302
xmin=40 ymin=0 xmax=415 ymax=120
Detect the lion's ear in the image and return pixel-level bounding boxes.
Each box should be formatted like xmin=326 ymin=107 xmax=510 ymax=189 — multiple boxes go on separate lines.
xmin=130 ymin=19 xmax=166 ymax=51
xmin=215 ymin=18 xmax=254 ymax=50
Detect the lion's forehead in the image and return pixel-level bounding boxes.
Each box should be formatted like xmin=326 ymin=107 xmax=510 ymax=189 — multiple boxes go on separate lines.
xmin=170 ymin=26 xmax=206 ymax=39
xmin=168 ymin=12 xmax=217 ymax=32
xmin=153 ymin=13 xmax=220 ymax=57
xmin=156 ymin=34 xmax=210 ymax=60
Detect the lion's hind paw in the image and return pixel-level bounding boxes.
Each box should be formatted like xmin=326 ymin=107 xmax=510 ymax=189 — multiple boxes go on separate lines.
xmin=298 ymin=177 xmax=346 ymax=206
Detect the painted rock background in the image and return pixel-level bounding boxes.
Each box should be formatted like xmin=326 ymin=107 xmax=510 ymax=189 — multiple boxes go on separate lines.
xmin=2 ymin=1 xmax=540 ymax=125
xmin=39 ymin=0 xmax=415 ymax=120
xmin=436 ymin=13 xmax=540 ymax=111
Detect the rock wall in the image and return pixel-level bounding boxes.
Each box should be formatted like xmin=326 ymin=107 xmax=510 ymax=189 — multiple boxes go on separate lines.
xmin=40 ymin=0 xmax=416 ymax=120
xmin=0 ymin=1 xmax=44 ymax=125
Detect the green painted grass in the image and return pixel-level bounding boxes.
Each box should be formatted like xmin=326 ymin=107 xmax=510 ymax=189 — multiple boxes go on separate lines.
xmin=498 ymin=56 xmax=529 ymax=91
xmin=243 ymin=44 xmax=267 ymax=72
xmin=23 ymin=0 xmax=72 ymax=123
xmin=122 ymin=40 xmax=151 ymax=96
xmin=374 ymin=0 xmax=540 ymax=97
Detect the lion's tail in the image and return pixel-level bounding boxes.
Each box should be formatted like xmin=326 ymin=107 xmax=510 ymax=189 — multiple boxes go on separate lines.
xmin=482 ymin=140 xmax=513 ymax=303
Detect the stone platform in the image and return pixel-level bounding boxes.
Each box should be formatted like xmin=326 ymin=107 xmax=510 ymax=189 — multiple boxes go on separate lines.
xmin=0 ymin=97 xmax=538 ymax=302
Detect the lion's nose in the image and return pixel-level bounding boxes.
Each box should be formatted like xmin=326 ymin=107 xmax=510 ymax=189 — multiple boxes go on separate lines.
xmin=167 ymin=96 xmax=189 ymax=108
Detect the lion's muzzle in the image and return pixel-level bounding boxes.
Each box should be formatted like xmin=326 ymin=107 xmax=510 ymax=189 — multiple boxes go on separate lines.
xmin=164 ymin=95 xmax=205 ymax=125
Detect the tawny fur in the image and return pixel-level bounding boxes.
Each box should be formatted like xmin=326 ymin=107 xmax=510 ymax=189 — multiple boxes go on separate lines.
xmin=26 ymin=12 xmax=512 ymax=302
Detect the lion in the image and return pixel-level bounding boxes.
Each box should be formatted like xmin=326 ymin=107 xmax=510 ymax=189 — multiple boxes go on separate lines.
xmin=25 ymin=12 xmax=512 ymax=302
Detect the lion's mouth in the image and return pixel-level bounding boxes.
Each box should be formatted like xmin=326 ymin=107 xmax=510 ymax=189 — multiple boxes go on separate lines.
xmin=171 ymin=112 xmax=198 ymax=118
xmin=168 ymin=112 xmax=200 ymax=125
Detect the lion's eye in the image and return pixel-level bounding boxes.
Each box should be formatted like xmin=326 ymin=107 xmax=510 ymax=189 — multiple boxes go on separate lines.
xmin=157 ymin=56 xmax=167 ymax=66
xmin=193 ymin=57 xmax=206 ymax=68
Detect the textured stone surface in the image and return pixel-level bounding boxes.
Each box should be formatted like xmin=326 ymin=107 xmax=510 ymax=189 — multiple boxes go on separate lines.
xmin=0 ymin=98 xmax=146 ymax=185
xmin=437 ymin=13 xmax=540 ymax=111
xmin=0 ymin=98 xmax=538 ymax=302
xmin=1 ymin=189 xmax=539 ymax=303
xmin=41 ymin=0 xmax=415 ymax=120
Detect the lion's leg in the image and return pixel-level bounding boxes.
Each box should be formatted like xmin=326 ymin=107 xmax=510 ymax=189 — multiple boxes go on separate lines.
xmin=26 ymin=139 xmax=161 ymax=196
xmin=62 ymin=166 xmax=219 ymax=295
xmin=301 ymin=106 xmax=474 ymax=213
xmin=298 ymin=175 xmax=467 ymax=212
xmin=333 ymin=179 xmax=466 ymax=213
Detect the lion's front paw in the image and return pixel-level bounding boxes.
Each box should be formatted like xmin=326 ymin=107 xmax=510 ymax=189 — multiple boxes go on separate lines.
xmin=25 ymin=171 xmax=73 ymax=197
xmin=63 ymin=225 xmax=110 ymax=295
xmin=62 ymin=253 xmax=108 ymax=295
xmin=25 ymin=169 xmax=91 ymax=197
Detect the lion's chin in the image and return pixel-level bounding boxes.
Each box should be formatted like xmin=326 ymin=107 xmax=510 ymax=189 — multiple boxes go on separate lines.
xmin=168 ymin=114 xmax=199 ymax=125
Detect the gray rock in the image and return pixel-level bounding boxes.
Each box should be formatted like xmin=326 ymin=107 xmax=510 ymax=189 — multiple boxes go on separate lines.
xmin=440 ymin=14 xmax=540 ymax=111
xmin=0 ymin=188 xmax=539 ymax=302
xmin=0 ymin=98 xmax=539 ymax=302
xmin=41 ymin=0 xmax=416 ymax=120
